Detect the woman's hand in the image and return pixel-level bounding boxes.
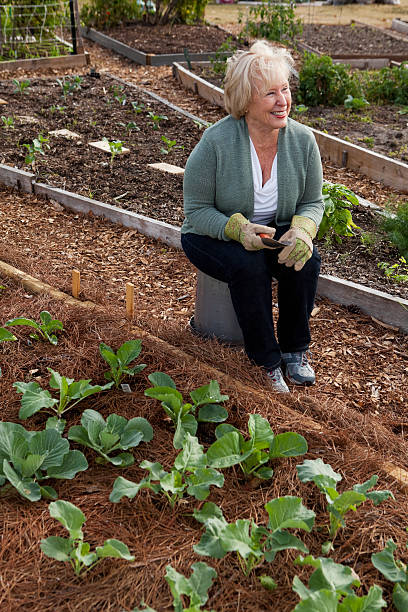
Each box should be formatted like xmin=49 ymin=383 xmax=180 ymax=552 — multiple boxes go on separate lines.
xmin=225 ymin=213 xmax=276 ymax=251
xmin=278 ymin=215 xmax=317 ymax=271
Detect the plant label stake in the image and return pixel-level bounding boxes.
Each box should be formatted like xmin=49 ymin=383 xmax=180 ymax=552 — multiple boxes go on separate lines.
xmin=72 ymin=269 xmax=80 ymax=298
xmin=126 ymin=282 xmax=134 ymax=319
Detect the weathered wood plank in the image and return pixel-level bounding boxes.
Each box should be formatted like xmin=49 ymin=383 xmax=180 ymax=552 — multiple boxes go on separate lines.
xmin=0 ymin=164 xmax=33 ymax=193
xmin=80 ymin=27 xmax=148 ymax=65
xmin=33 ymin=183 xmax=181 ymax=249
xmin=0 ymin=53 xmax=89 ymax=72
xmin=148 ymin=51 xmax=231 ymax=66
xmin=173 ymin=61 xmax=225 ymax=108
xmin=392 ymin=19 xmax=408 ymax=36
xmin=318 ymin=274 xmax=408 ymax=333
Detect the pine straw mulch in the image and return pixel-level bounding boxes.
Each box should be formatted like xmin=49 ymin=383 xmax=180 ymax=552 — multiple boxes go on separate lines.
xmin=0 ymin=281 xmax=408 ymax=612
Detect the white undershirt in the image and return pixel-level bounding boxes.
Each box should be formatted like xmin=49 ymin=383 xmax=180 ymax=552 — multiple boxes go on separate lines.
xmin=249 ymin=138 xmax=278 ymax=225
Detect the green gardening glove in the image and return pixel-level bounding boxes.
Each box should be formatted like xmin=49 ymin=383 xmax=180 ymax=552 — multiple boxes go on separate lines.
xmin=225 ymin=213 xmax=276 ymax=251
xmin=278 ymin=215 xmax=317 ymax=271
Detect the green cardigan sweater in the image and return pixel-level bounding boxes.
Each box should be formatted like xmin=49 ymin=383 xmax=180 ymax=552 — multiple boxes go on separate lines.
xmin=182 ymin=115 xmax=324 ymax=240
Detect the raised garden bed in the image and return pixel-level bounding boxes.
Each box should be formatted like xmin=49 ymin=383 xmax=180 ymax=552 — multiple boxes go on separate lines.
xmin=81 ymin=22 xmax=242 ymax=66
xmin=392 ymin=18 xmax=408 ymax=37
xmin=0 ymin=73 xmax=407 ymax=320
xmin=0 ymin=267 xmax=408 ymax=611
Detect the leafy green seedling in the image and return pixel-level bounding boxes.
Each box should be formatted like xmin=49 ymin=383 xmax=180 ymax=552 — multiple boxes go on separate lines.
xmin=68 ymin=409 xmax=153 ymax=467
xmin=193 ymin=496 xmax=315 ymax=576
xmin=160 ymin=135 xmax=184 ymax=155
xmin=102 ymin=137 xmax=124 ymax=168
xmin=131 ymin=101 xmax=145 ymax=113
xmin=99 ymin=339 xmax=146 ymax=388
xmin=56 ymin=75 xmax=83 ymax=98
xmin=296 ymin=458 xmax=394 ymax=544
xmin=5 ymin=310 xmax=63 ymax=345
xmin=318 ymin=183 xmax=361 ymax=244
xmin=378 ymin=257 xmax=408 ymax=283
xmin=372 ymin=538 xmax=408 ymax=612
xmin=148 ymin=111 xmax=168 ymax=130
xmin=110 ymin=433 xmax=224 ymax=508
xmin=119 ymin=121 xmax=140 ymax=135
xmin=13 ymin=367 xmax=114 ymax=420
xmin=0 ymin=327 xmax=17 ymax=342
xmin=292 ymin=554 xmax=386 ymax=611
xmin=22 ymin=134 xmax=50 ymax=170
xmin=41 ymin=500 xmax=134 ymax=576
xmin=50 ymin=105 xmax=66 ymax=114
xmin=207 ymin=413 xmax=307 ymax=480
xmin=0 ymin=422 xmax=88 ymax=501
xmin=13 ymin=78 xmax=30 ymax=94
xmin=145 ymin=373 xmax=229 ymax=448
xmin=1 ymin=115 xmax=14 ymax=128
xmin=344 ymin=94 xmax=370 ymax=110
xmin=294 ymin=104 xmax=309 ymax=114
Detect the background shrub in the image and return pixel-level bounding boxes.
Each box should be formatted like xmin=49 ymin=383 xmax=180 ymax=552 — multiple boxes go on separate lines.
xmin=381 ymin=202 xmax=408 ymax=259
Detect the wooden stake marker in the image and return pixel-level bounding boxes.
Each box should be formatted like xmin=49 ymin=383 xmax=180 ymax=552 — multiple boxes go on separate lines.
xmin=72 ymin=269 xmax=81 ymax=298
xmin=126 ymin=282 xmax=135 ymax=319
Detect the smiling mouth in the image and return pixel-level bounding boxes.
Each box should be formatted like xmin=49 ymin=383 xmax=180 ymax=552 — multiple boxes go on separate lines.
xmin=271 ymin=110 xmax=287 ymax=116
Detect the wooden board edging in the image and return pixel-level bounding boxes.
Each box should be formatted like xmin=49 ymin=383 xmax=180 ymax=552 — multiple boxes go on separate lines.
xmin=0 ymin=53 xmax=89 ymax=73
xmin=33 ymin=182 xmax=181 ymax=249
xmin=172 ymin=62 xmax=408 ymax=194
xmin=392 ymin=19 xmax=408 ymax=36
xmin=0 ymin=164 xmax=34 ymax=192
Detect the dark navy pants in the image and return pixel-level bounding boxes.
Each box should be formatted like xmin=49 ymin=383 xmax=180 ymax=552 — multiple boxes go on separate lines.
xmin=181 ymin=225 xmax=321 ymax=370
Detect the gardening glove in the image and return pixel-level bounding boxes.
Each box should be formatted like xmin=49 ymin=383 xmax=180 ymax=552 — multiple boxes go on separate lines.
xmin=224 ymin=213 xmax=276 ymax=251
xmin=278 ymin=215 xmax=317 ymax=271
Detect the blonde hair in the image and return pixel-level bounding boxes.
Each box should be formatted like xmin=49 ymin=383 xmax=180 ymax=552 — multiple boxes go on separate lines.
xmin=224 ymin=40 xmax=296 ymax=119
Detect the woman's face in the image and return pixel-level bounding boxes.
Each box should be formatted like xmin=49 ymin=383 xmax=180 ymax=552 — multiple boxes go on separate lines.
xmin=246 ymin=79 xmax=292 ymax=131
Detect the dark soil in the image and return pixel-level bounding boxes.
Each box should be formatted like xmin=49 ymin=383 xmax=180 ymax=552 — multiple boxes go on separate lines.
xmin=104 ymin=22 xmax=242 ymax=54
xmin=299 ymin=23 xmax=408 ymax=57
xmin=0 ymin=73 xmax=406 ymax=301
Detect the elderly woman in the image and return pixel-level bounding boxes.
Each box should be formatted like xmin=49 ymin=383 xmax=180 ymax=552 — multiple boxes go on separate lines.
xmin=181 ymin=40 xmax=324 ymax=393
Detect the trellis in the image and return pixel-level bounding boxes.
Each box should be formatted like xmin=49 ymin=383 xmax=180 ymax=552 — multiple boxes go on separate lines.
xmin=0 ymin=0 xmax=81 ymax=61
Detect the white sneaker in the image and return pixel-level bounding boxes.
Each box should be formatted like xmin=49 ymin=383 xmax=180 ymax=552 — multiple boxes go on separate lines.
xmin=281 ymin=351 xmax=315 ymax=386
xmin=266 ymin=366 xmax=290 ymax=393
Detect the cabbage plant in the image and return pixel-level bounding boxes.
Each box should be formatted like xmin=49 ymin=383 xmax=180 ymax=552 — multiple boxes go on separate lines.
xmin=145 ymin=373 xmax=229 ymax=449
xmin=99 ymin=339 xmax=146 ymax=388
xmin=0 ymin=422 xmax=88 ymax=501
xmin=207 ymin=414 xmax=308 ymax=479
xmin=41 ymin=500 xmax=134 ymax=576
xmin=68 ymin=409 xmax=153 ymax=467
xmin=110 ymin=433 xmax=224 ymax=508
xmin=372 ymin=539 xmax=408 ymax=612
xmin=5 ymin=311 xmax=63 ymax=345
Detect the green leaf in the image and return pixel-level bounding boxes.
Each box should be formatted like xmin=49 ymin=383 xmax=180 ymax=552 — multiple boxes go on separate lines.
xmin=393 ymin=583 xmax=408 ymax=612
xmin=110 ymin=476 xmax=151 ymax=503
xmin=48 ymin=500 xmax=85 ymax=539
xmin=301 ymin=556 xmax=360 ymax=595
xmin=100 ymin=431 xmax=120 ymax=452
xmin=371 ymin=539 xmax=407 ymax=584
xmin=269 ymin=432 xmax=308 ymax=458
xmin=190 ymin=380 xmax=229 ymax=407
xmin=0 ymin=327 xmax=17 ymax=341
xmin=116 ymin=339 xmax=142 ymax=366
xmin=71 ymin=541 xmax=96 ymax=568
xmin=193 ymin=517 xmax=228 ymax=559
xmin=259 ymin=575 xmax=277 ymax=591
xmin=99 ymin=342 xmax=119 ymax=370
xmin=19 ymin=453 xmax=46 ymax=478
xmin=221 ymin=519 xmax=262 ymax=559
xmin=80 ymin=409 xmax=106 ymax=447
xmin=197 ymin=404 xmax=228 ymax=423
xmin=186 ymin=468 xmax=224 ymax=500
xmin=14 ymin=381 xmax=58 ymax=419
xmin=254 ymin=466 xmax=274 ymax=480
xmin=28 ymin=429 xmax=69 ymax=470
xmin=0 ymin=422 xmax=30 ymax=462
xmin=247 ymin=414 xmax=275 ymax=450
xmin=165 ymin=562 xmax=217 ymax=611
xmin=296 ymin=459 xmax=342 ymax=486
xmin=215 ymin=423 xmax=238 ymax=439
xmin=174 ymin=434 xmax=206 ymax=471
xmin=147 ymin=371 xmax=176 ymax=388
xmin=144 ymin=386 xmax=183 ymax=404
xmin=6 ymin=317 xmax=39 ymax=329
xmin=265 ymin=496 xmax=315 ymax=533
xmin=193 ymin=501 xmax=225 ymax=524
xmin=121 ymin=417 xmax=153 ymax=448
xmin=174 ymin=413 xmax=197 ymax=450
xmin=40 ymin=536 xmax=72 ymax=561
xmin=39 ymin=485 xmax=58 ymax=499
xmin=67 ymin=425 xmax=92 ymax=449
xmin=160 ymin=470 xmax=185 ymax=495
xmin=207 ymin=431 xmax=251 ymax=469
xmin=2 ymin=459 xmax=41 ymax=501
xmin=109 ymin=452 xmax=134 ymax=467
xmin=366 ymin=489 xmax=394 ymax=506
xmin=46 ymin=450 xmax=88 ymax=479
xmin=331 ymin=490 xmax=366 ymax=515
xmin=46 ymin=416 xmax=66 ymax=434
xmin=293 ymin=589 xmax=340 ymax=611
xmin=96 ymin=539 xmax=135 ymax=560
xmin=264 ymin=530 xmax=309 ymax=562
xmin=338 ymin=584 xmax=387 ymax=611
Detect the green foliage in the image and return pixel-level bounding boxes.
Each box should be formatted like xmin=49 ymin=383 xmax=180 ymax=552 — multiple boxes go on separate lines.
xmin=5 ymin=310 xmax=63 ymax=345
xmin=239 ymin=0 xmax=302 ymax=45
xmin=1 ymin=115 xmax=14 ymax=128
xmin=362 ymin=63 xmax=408 ymax=105
xmin=22 ymin=134 xmax=50 ymax=169
xmin=298 ymin=53 xmax=361 ymax=107
xmin=380 ymin=201 xmax=408 ymax=259
xmin=148 ymin=111 xmax=168 ymax=130
xmin=41 ymin=500 xmax=134 ymax=576
xmin=68 ymin=409 xmax=153 ymax=467
xmin=209 ymin=36 xmax=238 ymax=77
xmin=99 ymin=339 xmax=146 ymax=388
xmin=296 ymin=459 xmax=394 ymax=543
xmin=318 ymin=183 xmax=360 ymax=244
xmin=102 ymin=137 xmax=124 ymax=167
xmin=165 ymin=562 xmax=217 ymax=612
xmin=344 ymin=95 xmax=369 ymax=110
xmin=292 ymin=554 xmax=386 ymax=611
xmin=110 ymin=433 xmax=224 ymax=507
xmin=56 ymin=76 xmax=83 ymax=98
xmin=0 ymin=327 xmax=17 ymax=342
xmin=13 ymin=367 xmax=114 ymax=420
xmin=0 ymin=422 xmax=88 ymax=501
xmin=378 ymin=257 xmax=408 ymax=283
xmin=372 ymin=538 xmax=408 ymax=612
xmin=160 ymin=135 xmax=184 ymax=155
xmin=13 ymin=78 xmax=31 ymax=94
xmin=145 ymin=373 xmax=229 ymax=448
xmin=206 ymin=414 xmax=307 ymax=480
xmin=193 ymin=496 xmax=315 ymax=576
